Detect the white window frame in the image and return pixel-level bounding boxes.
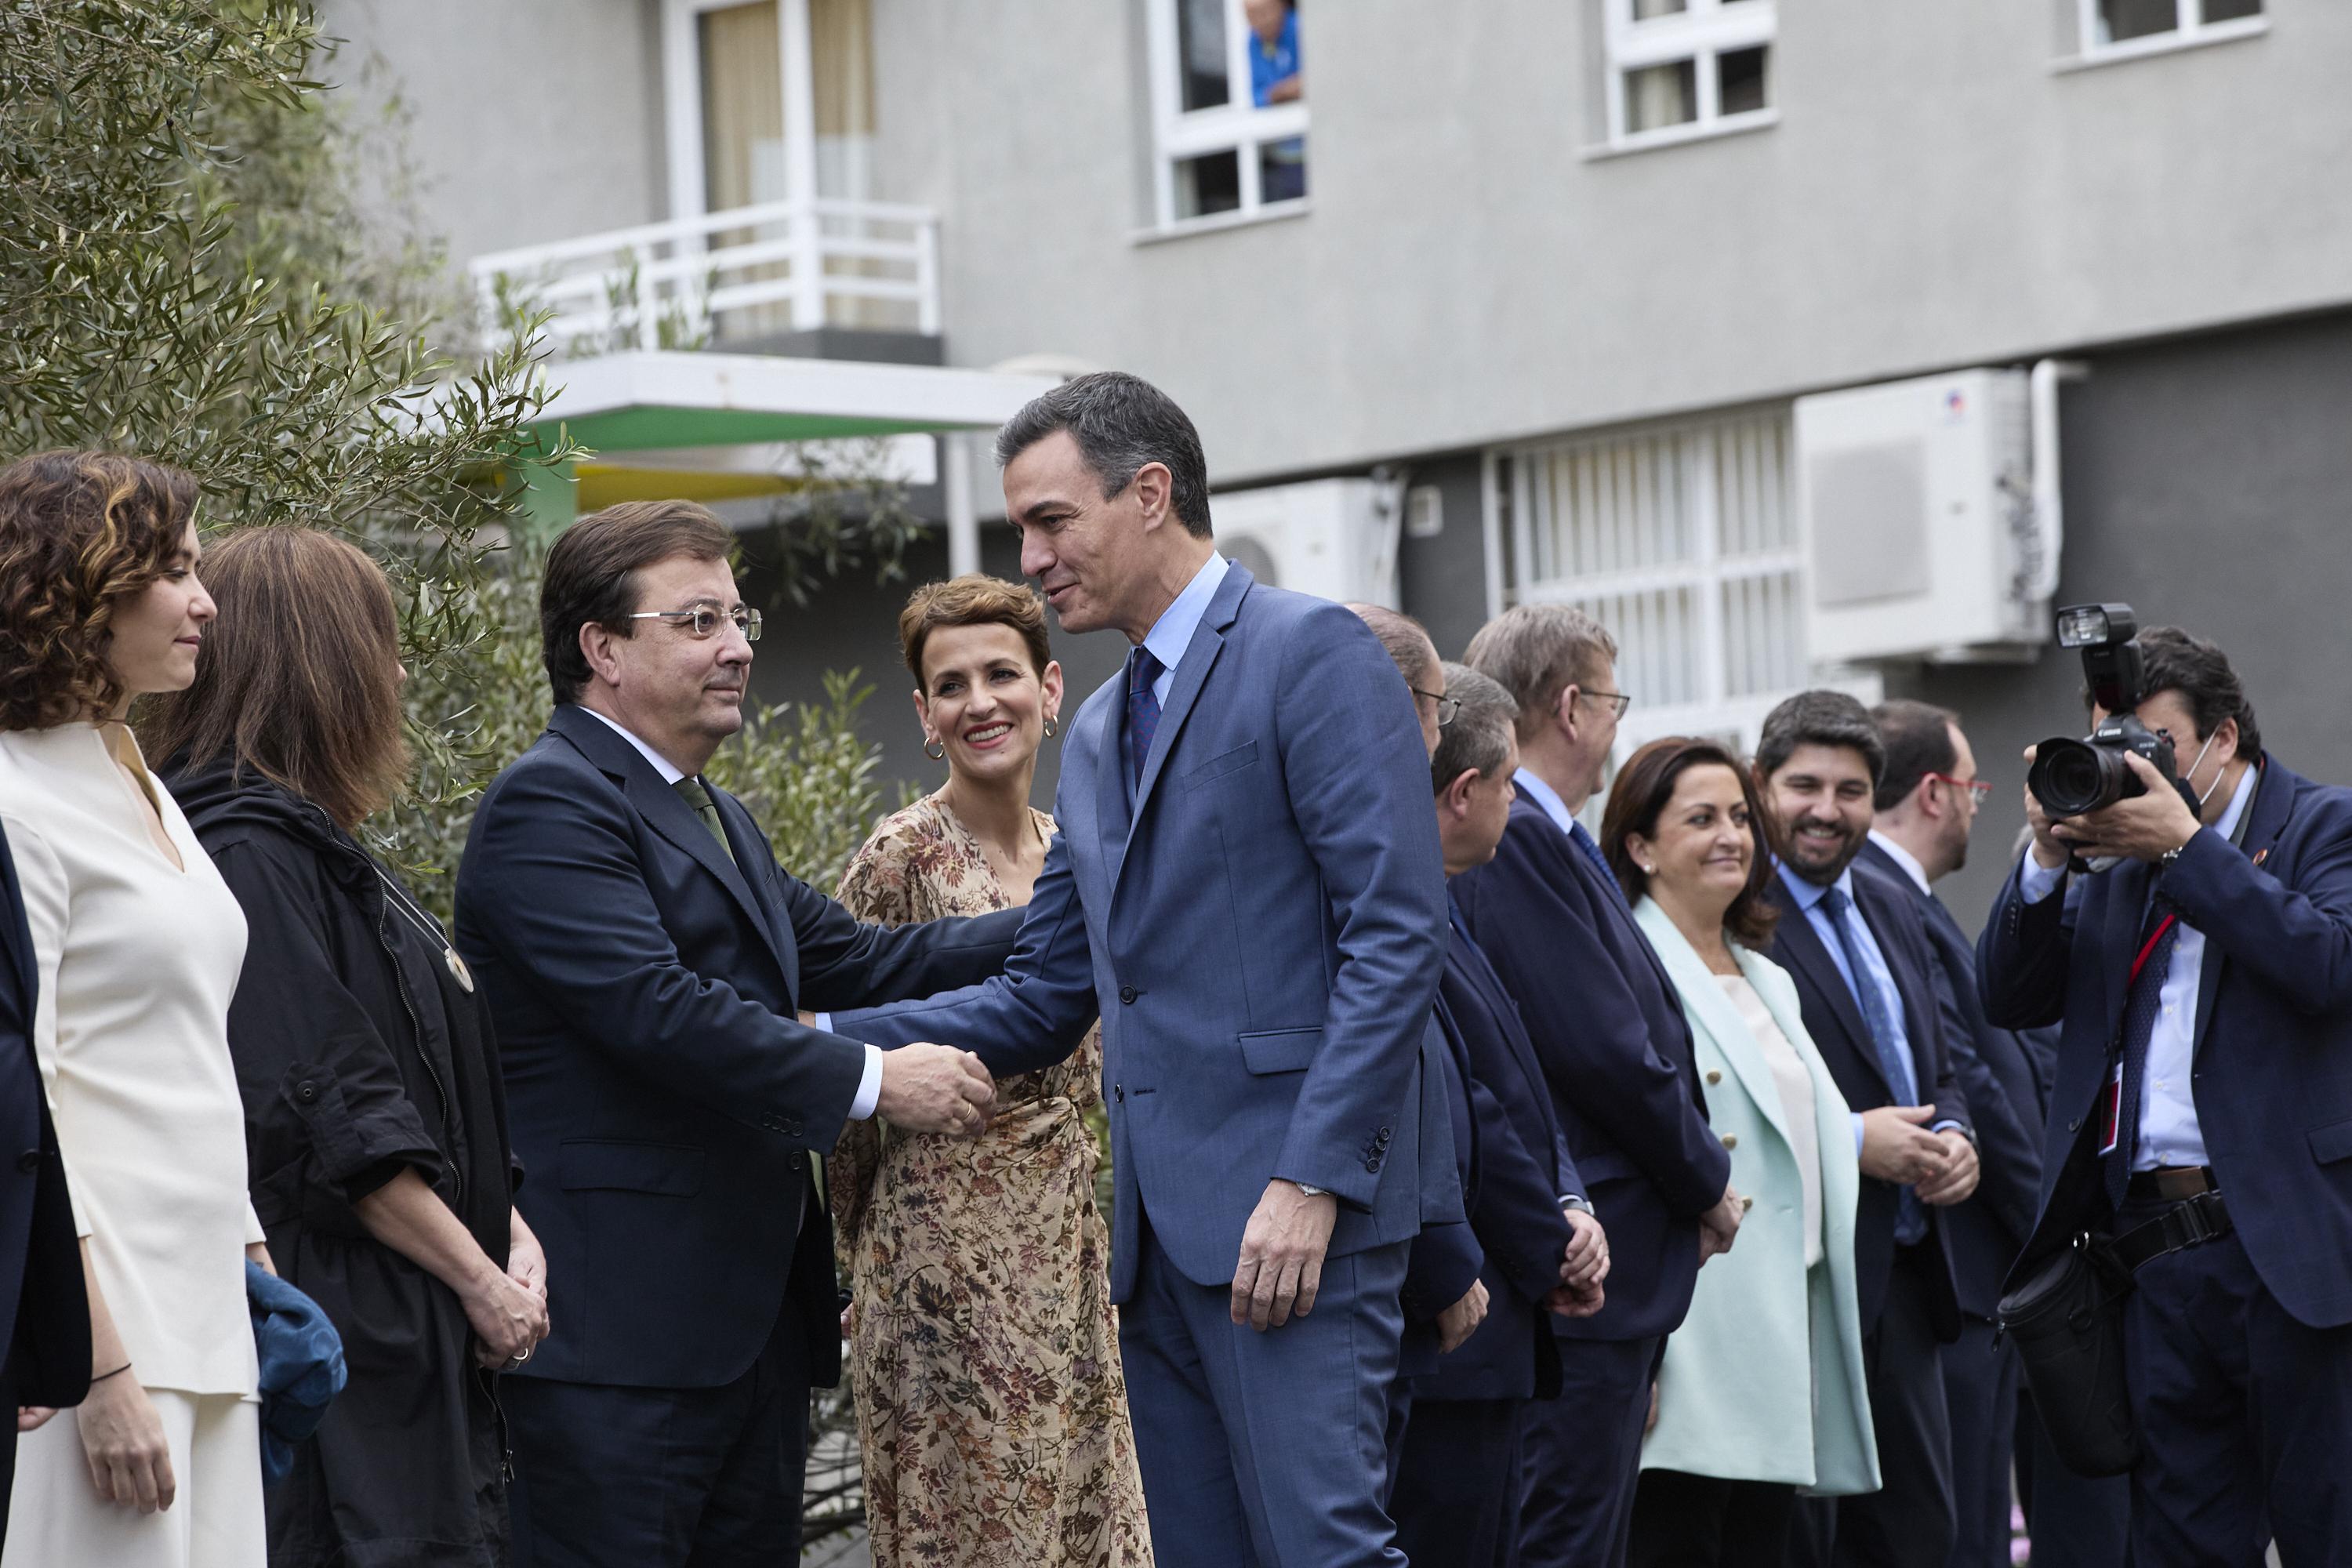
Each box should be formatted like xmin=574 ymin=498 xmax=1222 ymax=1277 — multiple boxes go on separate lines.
xmin=1143 ymin=0 xmax=1312 ymax=233
xmin=2074 ymin=0 xmax=2267 ymax=64
xmin=661 ymin=0 xmax=818 ymax=223
xmin=1600 ymin=0 xmax=1778 ymax=154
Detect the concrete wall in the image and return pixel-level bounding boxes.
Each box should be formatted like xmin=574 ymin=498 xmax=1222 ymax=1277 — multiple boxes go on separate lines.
xmin=1901 ymin=307 xmax=2352 ymax=931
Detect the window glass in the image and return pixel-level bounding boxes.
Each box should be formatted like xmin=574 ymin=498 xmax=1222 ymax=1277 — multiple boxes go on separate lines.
xmin=1625 ymin=61 xmax=1697 ymax=133
xmin=1176 ymin=151 xmax=1242 ymax=220
xmin=1718 ymin=45 xmax=1769 ymax=118
xmin=1178 ymin=0 xmax=1230 ymax=112
xmin=1260 ymin=138 xmax=1308 ymax=205
xmin=1632 ymin=0 xmax=1688 ymax=16
xmin=2201 ymin=0 xmax=2263 ymax=20
xmin=2098 ymin=0 xmax=2180 ymax=42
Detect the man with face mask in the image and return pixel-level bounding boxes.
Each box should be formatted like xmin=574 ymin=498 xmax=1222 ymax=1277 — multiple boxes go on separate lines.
xmin=1981 ymin=627 xmax=2352 ymax=1565
xmin=1754 ymin=690 xmax=1978 ymax=1568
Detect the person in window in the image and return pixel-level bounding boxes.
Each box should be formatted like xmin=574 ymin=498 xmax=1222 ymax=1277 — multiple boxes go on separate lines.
xmin=145 ymin=526 xmax=550 ymax=1568
xmin=1604 ymin=738 xmax=1878 ymax=1568
xmin=829 ymin=575 xmax=1152 ymax=1566
xmin=0 ymin=451 xmax=270 ymax=1567
xmin=1245 ymin=0 xmax=1308 ymax=201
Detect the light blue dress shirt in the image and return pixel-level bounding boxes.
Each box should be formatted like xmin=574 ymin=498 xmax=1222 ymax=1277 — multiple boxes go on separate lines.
xmin=1777 ymin=862 xmax=1950 ymax=1154
xmin=1508 ymin=766 xmax=1581 ymax=840
xmin=2017 ymin=762 xmax=2256 ymax=1171
xmin=1138 ymin=551 xmax=1230 ymax=705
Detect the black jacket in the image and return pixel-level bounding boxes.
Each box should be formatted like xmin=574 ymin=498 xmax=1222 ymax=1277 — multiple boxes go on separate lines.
xmin=170 ymin=762 xmax=517 ymax=1568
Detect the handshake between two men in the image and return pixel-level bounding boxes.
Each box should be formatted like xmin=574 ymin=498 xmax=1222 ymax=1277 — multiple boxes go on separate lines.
xmin=872 ymin=1040 xmax=1000 ymax=1136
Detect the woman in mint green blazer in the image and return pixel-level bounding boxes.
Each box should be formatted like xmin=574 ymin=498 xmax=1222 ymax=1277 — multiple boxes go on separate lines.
xmin=1599 ymin=738 xmax=1879 ymax=1568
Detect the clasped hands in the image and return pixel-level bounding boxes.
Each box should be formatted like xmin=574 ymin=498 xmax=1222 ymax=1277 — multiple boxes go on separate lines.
xmin=1858 ymin=1103 xmax=1979 ymax=1205
xmin=875 ymin=1042 xmax=998 ymax=1136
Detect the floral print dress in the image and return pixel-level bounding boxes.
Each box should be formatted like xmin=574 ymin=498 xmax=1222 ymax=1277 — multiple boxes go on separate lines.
xmin=830 ymin=794 xmax=1152 ymax=1567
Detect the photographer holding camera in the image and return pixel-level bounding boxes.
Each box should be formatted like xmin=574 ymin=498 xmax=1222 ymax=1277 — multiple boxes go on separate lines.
xmin=1980 ymin=614 xmax=2352 ymax=1565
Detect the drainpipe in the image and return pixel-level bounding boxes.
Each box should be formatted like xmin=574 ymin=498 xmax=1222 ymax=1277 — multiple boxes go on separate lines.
xmin=2028 ymin=358 xmax=2088 ymax=601
xmin=944 ymin=433 xmax=980 ymax=579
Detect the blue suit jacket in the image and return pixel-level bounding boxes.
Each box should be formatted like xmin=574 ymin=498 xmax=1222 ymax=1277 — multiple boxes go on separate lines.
xmin=0 ymin=819 xmax=89 ymax=1410
xmin=452 ymin=706 xmax=1022 ymax=1388
xmin=1406 ymin=920 xmax=1582 ymax=1402
xmin=1857 ymin=840 xmax=2045 ymax=1319
xmin=1979 ymin=757 xmax=2352 ymax=1330
xmin=1764 ymin=867 xmax=1971 ymax=1341
xmin=1450 ymin=796 xmax=1730 ymax=1343
xmin=835 ymin=563 xmax=1454 ymax=1299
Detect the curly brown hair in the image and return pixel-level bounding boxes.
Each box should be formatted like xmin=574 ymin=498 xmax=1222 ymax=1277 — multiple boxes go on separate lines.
xmin=0 ymin=450 xmax=200 ymax=731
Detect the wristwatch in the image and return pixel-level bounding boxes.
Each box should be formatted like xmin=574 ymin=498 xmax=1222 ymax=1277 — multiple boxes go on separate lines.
xmin=2159 ymin=834 xmax=2194 ymax=870
xmin=1292 ymin=1181 xmax=1329 ymax=1199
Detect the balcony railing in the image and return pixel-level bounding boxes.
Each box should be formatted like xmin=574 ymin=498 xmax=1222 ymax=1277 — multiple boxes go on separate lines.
xmin=470 ymin=198 xmax=942 ymax=360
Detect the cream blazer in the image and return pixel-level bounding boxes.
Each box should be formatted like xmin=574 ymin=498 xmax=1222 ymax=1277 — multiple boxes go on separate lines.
xmin=0 ymin=723 xmax=260 ymax=1397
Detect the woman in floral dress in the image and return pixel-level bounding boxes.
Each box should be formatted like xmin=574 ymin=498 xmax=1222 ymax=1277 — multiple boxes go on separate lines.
xmin=831 ymin=575 xmax=1151 ymax=1567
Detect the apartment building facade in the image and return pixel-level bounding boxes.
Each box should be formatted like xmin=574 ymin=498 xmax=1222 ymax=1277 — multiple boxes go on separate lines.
xmin=333 ymin=0 xmax=2352 ymax=917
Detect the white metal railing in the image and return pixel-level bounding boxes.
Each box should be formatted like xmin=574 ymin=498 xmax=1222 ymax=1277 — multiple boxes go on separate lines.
xmin=468 ymin=198 xmax=942 ymax=359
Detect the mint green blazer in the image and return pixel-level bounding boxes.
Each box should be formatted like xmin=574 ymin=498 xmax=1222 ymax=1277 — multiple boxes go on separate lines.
xmin=1634 ymin=898 xmax=1881 ymax=1496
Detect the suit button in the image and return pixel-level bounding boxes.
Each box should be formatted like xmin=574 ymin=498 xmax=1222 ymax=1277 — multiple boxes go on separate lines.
xmin=1119 ymin=985 xmax=1138 ymax=1005
xmin=1706 ymin=1070 xmax=1722 ymax=1085
xmin=1115 ymin=1083 xmax=1126 ymax=1103
xmin=1375 ymin=1127 xmax=1392 ymax=1145
xmin=15 ymin=1150 xmax=36 ymax=1174
xmin=1721 ymin=1134 xmax=1738 ymax=1151
xmin=295 ymin=1081 xmax=318 ymax=1104
xmin=786 ymin=1120 xmax=804 ymax=1138
xmin=1367 ymin=1155 xmax=1384 ymax=1173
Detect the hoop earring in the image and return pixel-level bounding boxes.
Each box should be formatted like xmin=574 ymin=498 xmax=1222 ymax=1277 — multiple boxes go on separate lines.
xmin=1044 ymin=715 xmax=1058 ymax=739
xmin=924 ymin=738 xmax=946 ymax=760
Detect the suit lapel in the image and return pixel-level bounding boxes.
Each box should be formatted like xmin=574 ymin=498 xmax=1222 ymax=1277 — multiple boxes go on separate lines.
xmin=1091 ymin=675 xmax=1134 ymax=887
xmin=1770 ymin=883 xmax=1885 ymax=1096
xmin=2100 ymin=859 xmax=2154 ymax=1042
xmin=1114 ymin=563 xmax=1252 ymax=898
xmin=1855 ymin=873 xmax=1940 ymax=1096
xmin=2191 ymin=761 xmax=2291 ymax=1060
xmin=1636 ymin=898 xmax=1792 ymax=1145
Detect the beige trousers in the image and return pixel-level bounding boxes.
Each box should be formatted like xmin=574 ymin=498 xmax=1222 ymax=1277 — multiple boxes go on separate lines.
xmin=3 ymin=1388 xmax=264 ymax=1567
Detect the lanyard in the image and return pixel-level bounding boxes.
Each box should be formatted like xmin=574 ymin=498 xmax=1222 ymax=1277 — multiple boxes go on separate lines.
xmin=2129 ymin=913 xmax=2177 ymax=986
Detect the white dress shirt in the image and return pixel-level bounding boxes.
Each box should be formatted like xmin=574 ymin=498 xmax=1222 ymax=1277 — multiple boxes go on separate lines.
xmin=1867 ymin=829 xmax=1933 ymax=897
xmin=1138 ymin=550 xmax=1231 ymax=703
xmin=0 ymin=723 xmax=263 ymax=1396
xmin=2017 ymin=762 xmax=2257 ymax=1170
xmin=575 ymin=706 xmax=884 ymax=1121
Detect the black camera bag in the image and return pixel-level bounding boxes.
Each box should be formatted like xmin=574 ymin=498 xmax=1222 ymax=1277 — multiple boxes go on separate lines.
xmin=1998 ymin=1234 xmax=2140 ymax=1477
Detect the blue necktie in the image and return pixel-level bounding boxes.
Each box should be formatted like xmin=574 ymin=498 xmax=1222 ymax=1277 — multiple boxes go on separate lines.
xmin=1569 ymin=819 xmax=1624 ymax=903
xmin=2106 ymin=898 xmax=2183 ymax=1212
xmin=1821 ymin=884 xmax=1926 ymax=1244
xmin=1125 ymin=646 xmax=1163 ymax=800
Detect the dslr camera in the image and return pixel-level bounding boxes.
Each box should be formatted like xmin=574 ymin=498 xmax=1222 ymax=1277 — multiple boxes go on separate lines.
xmin=2027 ymin=603 xmax=2198 ymax=822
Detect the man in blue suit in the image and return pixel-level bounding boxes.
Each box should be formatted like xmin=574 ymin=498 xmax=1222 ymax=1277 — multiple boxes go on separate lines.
xmin=0 ymin=821 xmax=90 ymax=1546
xmin=1980 ymin=627 xmax=2352 ymax=1563
xmin=829 ymin=372 xmax=1452 ymax=1567
xmin=1860 ymin=702 xmax=2049 ymax=1568
xmin=453 ymin=502 xmax=1024 ymax=1567
xmin=1753 ymin=691 xmax=1978 ymax=1568
xmin=1453 ymin=605 xmax=1744 ymax=1568
xmin=1393 ymin=663 xmax=1604 ymax=1568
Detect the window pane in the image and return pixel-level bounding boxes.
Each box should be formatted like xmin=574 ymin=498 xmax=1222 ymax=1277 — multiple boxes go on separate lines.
xmin=1632 ymin=0 xmax=1687 ymax=17
xmin=1178 ymin=0 xmax=1230 ymax=112
xmin=1624 ymin=60 xmax=1697 ymax=133
xmin=2097 ymin=0 xmax=2180 ymax=43
xmin=1718 ymin=45 xmax=1769 ymax=116
xmin=1175 ymin=150 xmax=1241 ymax=220
xmin=1260 ymin=136 xmax=1308 ymax=204
xmin=2201 ymin=0 xmax=2263 ymax=20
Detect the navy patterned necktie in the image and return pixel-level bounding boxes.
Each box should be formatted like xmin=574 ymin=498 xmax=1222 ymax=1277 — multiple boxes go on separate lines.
xmin=1569 ymin=818 xmax=1623 ymax=902
xmin=1821 ymin=884 xmax=1926 ymax=1243
xmin=2106 ymin=898 xmax=2184 ymax=1211
xmin=1125 ymin=645 xmax=1164 ymax=799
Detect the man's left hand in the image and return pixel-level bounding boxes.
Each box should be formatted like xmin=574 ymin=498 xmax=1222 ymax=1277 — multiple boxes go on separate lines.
xmin=1231 ymin=1181 xmax=1340 ymax=1331
xmin=1916 ymin=1129 xmax=1980 ymax=1206
xmin=1560 ymin=1209 xmax=1610 ymax=1292
xmin=2050 ymin=752 xmax=2201 ymax=865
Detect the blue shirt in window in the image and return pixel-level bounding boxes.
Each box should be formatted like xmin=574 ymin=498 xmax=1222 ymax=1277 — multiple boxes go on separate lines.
xmin=1250 ymin=9 xmax=1301 ymax=107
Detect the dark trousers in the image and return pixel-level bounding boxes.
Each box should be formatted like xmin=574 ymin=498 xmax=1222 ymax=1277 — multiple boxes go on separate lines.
xmin=1940 ymin=1315 xmax=2018 ymax=1568
xmin=1393 ymin=1396 xmax=1526 ymax=1568
xmin=504 ymin=1294 xmax=812 ymax=1568
xmin=2118 ymin=1197 xmax=2352 ymax=1567
xmin=1804 ymin=1247 xmax=1955 ymax=1568
xmin=1519 ymin=1335 xmax=1661 ymax=1568
xmin=2013 ymin=1389 xmax=2129 ymax=1568
xmin=1628 ymin=1468 xmax=1798 ymax=1568
xmin=0 ymin=1349 xmax=15 ymax=1547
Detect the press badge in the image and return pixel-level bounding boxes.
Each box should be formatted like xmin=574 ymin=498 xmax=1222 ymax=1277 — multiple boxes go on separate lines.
xmin=2098 ymin=1060 xmax=2123 ymax=1156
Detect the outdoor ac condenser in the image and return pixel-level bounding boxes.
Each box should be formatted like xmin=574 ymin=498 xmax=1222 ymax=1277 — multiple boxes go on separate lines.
xmin=1210 ymin=477 xmax=1403 ymax=609
xmin=1795 ymin=368 xmax=2049 ymax=664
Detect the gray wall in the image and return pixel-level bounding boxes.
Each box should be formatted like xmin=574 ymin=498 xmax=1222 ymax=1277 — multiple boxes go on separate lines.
xmin=1396 ymin=454 xmax=1494 ymax=664
xmin=1900 ymin=307 xmax=2352 ymax=931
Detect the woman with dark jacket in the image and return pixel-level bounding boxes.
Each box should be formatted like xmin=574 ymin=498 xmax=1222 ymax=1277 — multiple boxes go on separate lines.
xmin=143 ymin=526 xmax=548 ymax=1567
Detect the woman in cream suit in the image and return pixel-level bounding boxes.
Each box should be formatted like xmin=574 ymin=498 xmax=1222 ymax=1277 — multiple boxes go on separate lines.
xmin=1599 ymin=737 xmax=1878 ymax=1568
xmin=0 ymin=451 xmax=269 ymax=1567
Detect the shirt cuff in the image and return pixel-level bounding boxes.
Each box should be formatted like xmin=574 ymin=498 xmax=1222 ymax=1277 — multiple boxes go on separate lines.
xmin=1929 ymin=1120 xmax=1965 ymax=1137
xmin=2018 ymin=855 xmax=2065 ymax=905
xmin=848 ymin=1043 xmax=884 ymax=1122
xmin=1852 ymin=1112 xmax=1867 ymax=1157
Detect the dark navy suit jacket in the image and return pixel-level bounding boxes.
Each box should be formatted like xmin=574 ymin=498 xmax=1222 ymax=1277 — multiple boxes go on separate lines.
xmin=1980 ymin=757 xmax=2352 ymax=1329
xmin=1406 ymin=917 xmax=1583 ymax=1402
xmin=1857 ymin=840 xmax=2045 ymax=1319
xmin=452 ymin=706 xmax=1022 ymax=1390
xmin=1764 ymin=866 xmax=1971 ymax=1341
xmin=0 ymin=820 xmax=90 ymax=1415
xmin=1452 ymin=796 xmax=1729 ymax=1343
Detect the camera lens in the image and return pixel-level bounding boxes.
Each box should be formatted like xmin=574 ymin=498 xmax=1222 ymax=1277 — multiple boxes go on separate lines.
xmin=2029 ymin=738 xmax=2122 ymax=819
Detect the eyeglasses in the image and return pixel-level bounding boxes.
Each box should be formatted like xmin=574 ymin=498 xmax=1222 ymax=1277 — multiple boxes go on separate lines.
xmin=628 ymin=605 xmax=762 ymax=642
xmin=1927 ymin=771 xmax=1992 ymax=804
xmin=1411 ymin=686 xmax=1463 ymax=728
xmin=1577 ymin=688 xmax=1634 ymax=719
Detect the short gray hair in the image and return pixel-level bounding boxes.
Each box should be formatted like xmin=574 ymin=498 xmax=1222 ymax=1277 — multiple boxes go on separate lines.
xmin=1347 ymin=603 xmax=1437 ymax=688
xmin=994 ymin=371 xmax=1213 ymax=537
xmin=1757 ymin=689 xmax=1886 ymax=785
xmin=1431 ymin=663 xmax=1515 ymax=793
xmin=1464 ymin=604 xmax=1618 ymax=740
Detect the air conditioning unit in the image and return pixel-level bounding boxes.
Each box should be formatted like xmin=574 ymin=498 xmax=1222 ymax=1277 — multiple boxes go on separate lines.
xmin=1796 ymin=368 xmax=2052 ymax=664
xmin=1210 ymin=477 xmax=1403 ymax=608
